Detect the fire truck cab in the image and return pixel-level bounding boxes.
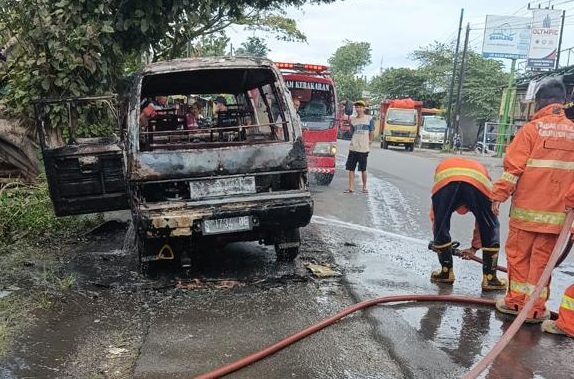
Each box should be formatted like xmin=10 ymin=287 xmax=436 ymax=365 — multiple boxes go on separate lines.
xmin=275 ymin=62 xmax=339 ymax=185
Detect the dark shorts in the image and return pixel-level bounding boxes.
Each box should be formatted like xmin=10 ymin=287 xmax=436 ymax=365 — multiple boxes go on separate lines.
xmin=345 ymin=151 xmax=369 ymax=172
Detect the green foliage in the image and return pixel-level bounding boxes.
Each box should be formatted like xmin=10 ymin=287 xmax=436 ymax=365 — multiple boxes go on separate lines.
xmin=334 ymin=74 xmax=368 ymax=103
xmin=0 ymin=0 xmax=338 ymax=127
xmin=0 ymin=0 xmax=123 ymax=128
xmin=328 ymin=40 xmax=372 ymax=102
xmin=188 ymin=33 xmax=231 ymax=57
xmin=408 ymin=41 xmax=508 ymax=121
xmin=0 ymin=180 xmax=102 ymax=246
xmin=235 ymin=37 xmax=270 ymax=57
xmin=328 ymin=40 xmax=372 ymax=76
xmin=462 ymin=52 xmax=507 ymax=120
xmin=369 ymin=68 xmax=418 ymax=102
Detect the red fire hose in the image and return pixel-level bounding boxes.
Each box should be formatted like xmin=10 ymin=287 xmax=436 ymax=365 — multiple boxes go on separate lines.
xmin=191 ymin=295 xmax=496 ymax=379
xmin=464 ymin=209 xmax=574 ymax=378
xmin=192 ymin=212 xmax=574 ymax=379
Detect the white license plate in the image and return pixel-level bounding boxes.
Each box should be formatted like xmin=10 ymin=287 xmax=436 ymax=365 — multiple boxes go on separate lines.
xmin=190 ymin=176 xmax=256 ymax=199
xmin=202 ymin=216 xmax=252 ymax=235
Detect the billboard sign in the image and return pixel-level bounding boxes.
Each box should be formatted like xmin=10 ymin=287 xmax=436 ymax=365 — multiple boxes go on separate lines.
xmin=482 ymin=15 xmax=531 ymax=59
xmin=527 ymin=9 xmax=562 ymax=68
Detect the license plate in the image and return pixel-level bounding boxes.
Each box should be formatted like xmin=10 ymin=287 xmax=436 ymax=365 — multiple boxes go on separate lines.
xmin=202 ymin=216 xmax=252 ymax=235
xmin=190 ymin=176 xmax=256 ymax=200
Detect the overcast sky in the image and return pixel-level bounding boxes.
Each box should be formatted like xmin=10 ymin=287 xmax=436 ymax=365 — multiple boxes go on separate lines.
xmin=227 ymin=0 xmax=574 ymax=78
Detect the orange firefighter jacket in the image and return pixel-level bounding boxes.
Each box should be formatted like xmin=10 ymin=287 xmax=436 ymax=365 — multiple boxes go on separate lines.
xmin=432 ymin=156 xmax=493 ymax=197
xmin=431 ymin=157 xmax=494 ymax=248
xmin=491 ymin=104 xmax=574 ymax=234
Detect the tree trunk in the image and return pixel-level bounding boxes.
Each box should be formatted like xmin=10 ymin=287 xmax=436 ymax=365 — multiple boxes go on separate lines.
xmin=0 ymin=117 xmax=41 ymax=183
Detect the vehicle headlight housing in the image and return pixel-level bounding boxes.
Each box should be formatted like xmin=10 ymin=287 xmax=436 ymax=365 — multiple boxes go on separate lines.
xmin=421 ymin=133 xmax=431 ymax=139
xmin=312 ymin=142 xmax=337 ymax=156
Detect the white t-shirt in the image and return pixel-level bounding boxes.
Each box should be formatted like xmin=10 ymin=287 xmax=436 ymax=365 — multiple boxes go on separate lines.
xmin=349 ymin=115 xmax=374 ymax=153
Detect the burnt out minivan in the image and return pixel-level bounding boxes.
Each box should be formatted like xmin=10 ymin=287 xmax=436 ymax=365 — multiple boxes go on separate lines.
xmin=35 ymin=57 xmax=313 ymax=271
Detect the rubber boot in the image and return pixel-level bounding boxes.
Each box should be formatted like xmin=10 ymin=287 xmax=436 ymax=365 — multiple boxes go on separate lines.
xmin=430 ymin=243 xmax=455 ymax=284
xmin=481 ymin=251 xmax=506 ymax=291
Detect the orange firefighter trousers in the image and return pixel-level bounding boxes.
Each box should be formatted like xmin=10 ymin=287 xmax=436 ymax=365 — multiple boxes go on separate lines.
xmin=504 ymin=226 xmax=556 ymax=318
xmin=556 ymin=284 xmax=574 ymax=337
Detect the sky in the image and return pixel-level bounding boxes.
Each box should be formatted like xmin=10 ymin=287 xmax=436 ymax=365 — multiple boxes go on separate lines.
xmin=227 ymin=0 xmax=574 ymax=78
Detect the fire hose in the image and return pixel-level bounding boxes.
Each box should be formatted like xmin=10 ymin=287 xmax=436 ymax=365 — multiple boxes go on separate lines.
xmin=191 ymin=212 xmax=574 ymax=379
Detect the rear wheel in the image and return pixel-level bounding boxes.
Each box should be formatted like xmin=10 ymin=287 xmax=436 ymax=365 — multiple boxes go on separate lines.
xmin=275 ymin=228 xmax=301 ymax=262
xmin=314 ymin=173 xmax=334 ymax=185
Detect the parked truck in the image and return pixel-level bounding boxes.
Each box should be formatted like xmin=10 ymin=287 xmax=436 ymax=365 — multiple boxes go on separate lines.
xmin=379 ymin=98 xmax=423 ymax=151
xmin=34 ymin=57 xmax=314 ymax=273
xmin=418 ymin=108 xmax=447 ymax=149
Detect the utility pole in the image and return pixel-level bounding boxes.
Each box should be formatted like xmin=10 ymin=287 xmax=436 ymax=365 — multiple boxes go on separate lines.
xmin=556 ymin=10 xmax=566 ymax=69
xmin=443 ymin=8 xmax=464 ymax=149
xmin=454 ymin=23 xmax=470 ymax=142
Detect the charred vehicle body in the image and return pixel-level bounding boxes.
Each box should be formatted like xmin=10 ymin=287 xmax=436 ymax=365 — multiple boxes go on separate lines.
xmin=35 ymin=57 xmax=314 ymax=271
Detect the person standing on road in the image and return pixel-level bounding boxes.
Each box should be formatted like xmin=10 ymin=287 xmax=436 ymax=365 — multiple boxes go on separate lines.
xmin=491 ymin=78 xmax=574 ymax=323
xmin=541 ymin=181 xmax=574 ymax=337
xmin=344 ymin=100 xmax=374 ymax=194
xmin=428 ymin=156 xmax=506 ymax=290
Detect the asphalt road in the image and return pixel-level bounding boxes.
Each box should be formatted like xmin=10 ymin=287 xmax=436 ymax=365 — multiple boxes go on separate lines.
xmin=3 ymin=141 xmax=574 ymax=379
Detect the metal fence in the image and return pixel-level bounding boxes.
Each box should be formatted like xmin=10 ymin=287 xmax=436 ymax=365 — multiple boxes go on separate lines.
xmin=475 ymin=122 xmax=521 ymax=157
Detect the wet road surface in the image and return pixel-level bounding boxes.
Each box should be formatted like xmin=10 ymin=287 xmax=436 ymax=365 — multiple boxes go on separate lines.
xmin=2 ymin=141 xmax=574 ymax=378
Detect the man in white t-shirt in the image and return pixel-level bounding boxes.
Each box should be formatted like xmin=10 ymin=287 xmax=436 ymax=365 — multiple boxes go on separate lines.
xmin=344 ymin=100 xmax=374 ymax=193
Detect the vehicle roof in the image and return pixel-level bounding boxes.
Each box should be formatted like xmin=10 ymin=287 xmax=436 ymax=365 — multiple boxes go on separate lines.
xmin=139 ymin=57 xmax=281 ymax=96
xmin=142 ymin=56 xmax=275 ymax=74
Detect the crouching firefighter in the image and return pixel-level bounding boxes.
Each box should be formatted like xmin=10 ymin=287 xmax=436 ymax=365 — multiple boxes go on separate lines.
xmin=428 ymin=157 xmax=507 ymax=291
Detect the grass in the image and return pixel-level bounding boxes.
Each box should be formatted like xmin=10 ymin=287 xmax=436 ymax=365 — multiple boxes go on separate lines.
xmin=0 ymin=178 xmax=103 ymax=360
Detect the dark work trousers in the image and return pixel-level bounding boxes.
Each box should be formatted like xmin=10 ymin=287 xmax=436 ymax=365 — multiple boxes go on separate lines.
xmin=432 ymin=181 xmax=500 ymax=271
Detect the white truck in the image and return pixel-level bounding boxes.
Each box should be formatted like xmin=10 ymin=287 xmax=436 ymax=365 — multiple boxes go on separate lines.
xmin=418 ymin=115 xmax=447 ymax=149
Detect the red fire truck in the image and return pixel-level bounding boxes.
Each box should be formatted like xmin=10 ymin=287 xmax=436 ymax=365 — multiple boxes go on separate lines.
xmin=275 ymin=62 xmax=342 ymax=185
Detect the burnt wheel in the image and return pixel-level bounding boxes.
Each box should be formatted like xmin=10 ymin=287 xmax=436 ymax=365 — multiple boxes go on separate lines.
xmin=275 ymin=228 xmax=301 ymax=262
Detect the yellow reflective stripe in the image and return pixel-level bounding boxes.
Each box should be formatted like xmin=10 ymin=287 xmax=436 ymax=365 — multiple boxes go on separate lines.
xmin=482 ymin=247 xmax=500 ymax=252
xmin=527 ymin=159 xmax=574 ymax=170
xmin=561 ymin=294 xmax=574 ymax=311
xmin=510 ymin=280 xmax=530 ymax=295
xmin=509 ymin=281 xmax=548 ymax=298
xmin=433 ymin=242 xmax=452 ymax=249
xmin=434 ymin=167 xmax=492 ymax=190
xmin=510 ymin=207 xmax=566 ymax=226
xmin=501 ymin=171 xmax=519 ymax=184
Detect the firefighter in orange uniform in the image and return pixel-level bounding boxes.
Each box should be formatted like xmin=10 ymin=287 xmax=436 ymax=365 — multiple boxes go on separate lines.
xmin=428 ymin=156 xmax=506 ymax=290
xmin=492 ymin=78 xmax=574 ymax=323
xmin=541 ymin=181 xmax=574 ymax=337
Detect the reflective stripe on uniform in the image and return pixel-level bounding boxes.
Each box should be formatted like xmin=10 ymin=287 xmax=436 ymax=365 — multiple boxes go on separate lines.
xmin=509 ymin=280 xmax=548 ymax=298
xmin=526 ymin=159 xmax=574 ymax=171
xmin=561 ymin=294 xmax=574 ymax=311
xmin=481 ymin=247 xmax=500 ymax=252
xmin=501 ymin=171 xmax=519 ymax=184
xmin=434 ymin=167 xmax=492 ymax=190
xmin=509 ymin=280 xmax=530 ymax=295
xmin=510 ymin=207 xmax=566 ymax=226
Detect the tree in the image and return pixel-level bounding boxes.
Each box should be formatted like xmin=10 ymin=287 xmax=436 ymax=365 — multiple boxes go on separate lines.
xmin=410 ymin=42 xmax=508 ymax=120
xmin=0 ymin=0 xmax=338 ymax=181
xmin=188 ymin=33 xmax=231 ymax=57
xmin=235 ymin=37 xmax=270 ymax=57
xmin=150 ymin=6 xmax=306 ymax=61
xmin=369 ymin=67 xmax=425 ymax=103
xmin=328 ymin=40 xmax=371 ymax=102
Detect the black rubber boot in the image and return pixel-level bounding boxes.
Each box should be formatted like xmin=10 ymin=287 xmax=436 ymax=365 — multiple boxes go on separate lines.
xmin=481 ymin=251 xmax=506 ymax=291
xmin=430 ymin=242 xmax=455 ymax=284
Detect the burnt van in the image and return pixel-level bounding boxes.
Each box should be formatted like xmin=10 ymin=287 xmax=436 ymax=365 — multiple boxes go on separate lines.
xmin=35 ymin=57 xmax=314 ymax=271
